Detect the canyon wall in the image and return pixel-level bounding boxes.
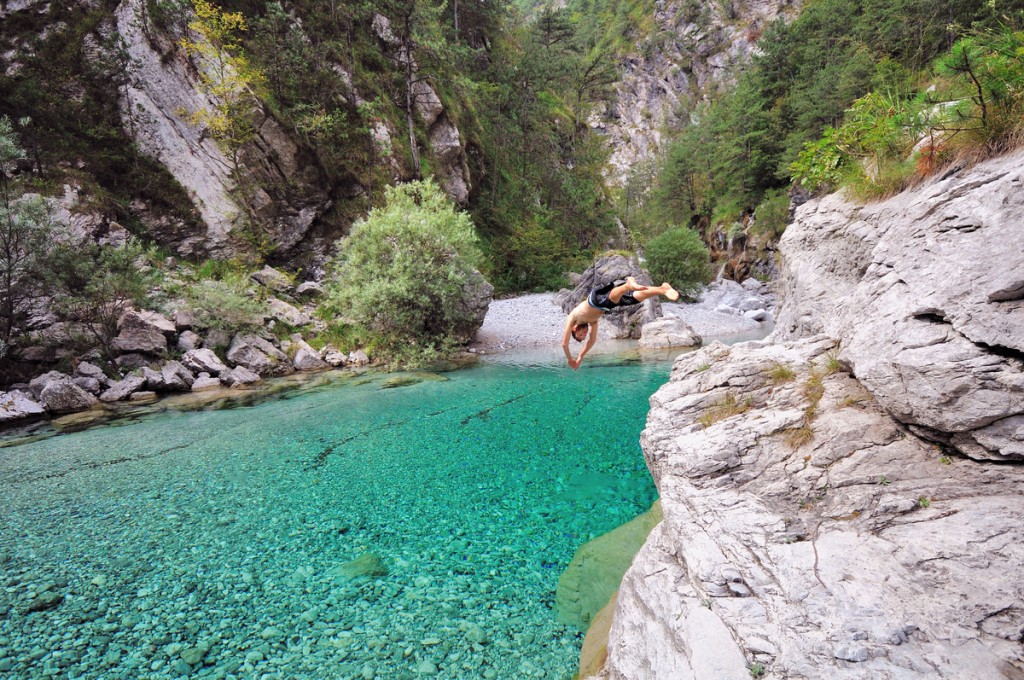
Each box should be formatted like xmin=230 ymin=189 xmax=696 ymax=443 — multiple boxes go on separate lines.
xmin=592 ymin=0 xmax=801 ymax=185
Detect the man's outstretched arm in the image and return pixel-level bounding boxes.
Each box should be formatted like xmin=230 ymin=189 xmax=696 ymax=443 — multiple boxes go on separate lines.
xmin=562 ymin=318 xmax=577 ymax=368
xmin=572 ymin=322 xmax=598 ymax=370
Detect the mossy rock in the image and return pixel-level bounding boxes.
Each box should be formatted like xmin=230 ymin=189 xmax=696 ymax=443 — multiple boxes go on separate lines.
xmin=328 ymin=552 xmax=389 ymax=581
xmin=379 ymin=372 xmax=449 ymax=389
xmin=555 ymin=500 xmax=663 ymax=631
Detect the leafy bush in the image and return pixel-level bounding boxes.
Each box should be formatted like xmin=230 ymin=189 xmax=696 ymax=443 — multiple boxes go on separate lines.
xmin=183 ymin=272 xmax=267 ymax=334
xmin=643 ymin=227 xmax=712 ymax=296
xmin=751 ymin=189 xmax=790 ymax=238
xmin=1 ymin=118 xmax=56 ymax=350
xmin=324 ymin=180 xmax=483 ymax=360
xmin=46 ymin=239 xmax=156 ymax=361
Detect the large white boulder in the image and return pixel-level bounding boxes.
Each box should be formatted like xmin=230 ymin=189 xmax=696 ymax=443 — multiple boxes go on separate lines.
xmin=638 ymin=317 xmax=701 ymax=349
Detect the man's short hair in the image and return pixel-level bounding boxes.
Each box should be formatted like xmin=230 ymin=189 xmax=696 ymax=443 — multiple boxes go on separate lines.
xmin=572 ymin=323 xmax=588 ymax=341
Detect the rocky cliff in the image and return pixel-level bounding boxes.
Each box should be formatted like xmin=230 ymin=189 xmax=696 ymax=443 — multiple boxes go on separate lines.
xmin=1 ymin=0 xmax=474 ymax=261
xmin=596 ymin=150 xmax=1024 ymax=678
xmin=592 ymin=0 xmax=800 ymax=185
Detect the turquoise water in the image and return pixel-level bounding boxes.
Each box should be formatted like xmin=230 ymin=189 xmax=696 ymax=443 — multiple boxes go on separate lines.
xmin=0 ymin=349 xmax=675 ymax=679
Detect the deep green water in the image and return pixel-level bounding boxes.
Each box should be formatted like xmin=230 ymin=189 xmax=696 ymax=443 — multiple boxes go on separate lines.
xmin=0 ymin=349 xmax=676 ymax=680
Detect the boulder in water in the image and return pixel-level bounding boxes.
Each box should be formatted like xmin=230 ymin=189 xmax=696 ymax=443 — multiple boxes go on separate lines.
xmin=555 ymin=501 xmax=662 ymax=630
xmin=638 ymin=317 xmax=702 ymax=349
xmin=328 ymin=553 xmax=389 ymax=581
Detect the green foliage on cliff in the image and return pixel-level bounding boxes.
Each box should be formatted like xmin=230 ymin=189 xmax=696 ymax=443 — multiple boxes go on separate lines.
xmin=0 ymin=1 xmax=202 ymax=243
xmin=323 ymin=180 xmax=483 ymax=361
xmin=793 ymin=20 xmax=1024 ymax=195
xmin=47 ymin=239 xmax=156 ymax=362
xmin=183 ymin=273 xmax=268 ymax=335
xmin=469 ymin=4 xmax=620 ymax=292
xmin=635 ymin=0 xmax=1023 ymax=232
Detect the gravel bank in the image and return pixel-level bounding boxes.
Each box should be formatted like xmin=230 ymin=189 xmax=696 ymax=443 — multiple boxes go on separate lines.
xmin=470 ymin=293 xmax=767 ymax=353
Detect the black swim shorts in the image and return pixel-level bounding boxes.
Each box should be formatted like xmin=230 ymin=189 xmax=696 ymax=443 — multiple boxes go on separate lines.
xmin=587 ymin=280 xmax=639 ymax=312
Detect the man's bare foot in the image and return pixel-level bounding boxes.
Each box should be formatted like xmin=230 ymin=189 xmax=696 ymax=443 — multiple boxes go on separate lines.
xmin=662 ymin=283 xmax=680 ymax=301
xmin=625 ymin=276 xmax=640 ymax=290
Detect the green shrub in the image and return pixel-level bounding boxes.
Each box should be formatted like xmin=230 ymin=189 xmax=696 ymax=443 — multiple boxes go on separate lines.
xmin=184 ymin=272 xmax=267 ymax=334
xmin=792 ymin=21 xmax=1024 ymax=196
xmin=324 ymin=180 xmax=483 ymax=361
xmin=643 ymin=227 xmax=712 ymax=296
xmin=751 ymin=189 xmax=790 ymax=239
xmin=46 ymin=239 xmax=155 ymax=361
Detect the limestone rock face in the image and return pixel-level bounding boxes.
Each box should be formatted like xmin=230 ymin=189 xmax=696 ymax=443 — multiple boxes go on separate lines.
xmin=251 ymin=266 xmax=293 ymax=293
xmin=556 ymin=255 xmax=661 ymax=339
xmin=773 ymin=150 xmax=1024 ymax=461
xmin=295 ymin=281 xmax=325 ymax=299
xmin=114 ymin=0 xmax=330 ymax=257
xmin=0 ymin=390 xmax=46 ymax=422
xmin=451 ymin=270 xmax=494 ymax=344
xmin=181 ymin=348 xmax=228 ymax=376
xmin=226 ymin=334 xmax=290 ymax=376
xmin=221 ymin=365 xmax=262 ymax=387
xmin=177 ymin=330 xmax=202 ymax=353
xmin=100 ymin=375 xmax=146 ymax=402
xmin=638 ymin=317 xmax=701 ymax=349
xmin=112 ymin=310 xmax=169 ymax=355
xmin=370 ymin=13 xmax=472 ymax=206
xmin=603 ymin=337 xmax=1024 ymax=679
xmin=268 ymin=298 xmax=311 ymax=327
xmin=593 ymin=0 xmax=801 ymax=185
xmin=161 ymin=360 xmax=196 ymax=391
xmin=191 ymin=372 xmax=221 ymax=391
xmin=289 ymin=338 xmax=327 ymax=371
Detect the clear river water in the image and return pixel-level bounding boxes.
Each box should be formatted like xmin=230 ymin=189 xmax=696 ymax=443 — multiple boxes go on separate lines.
xmin=0 ymin=346 xmax=684 ymax=680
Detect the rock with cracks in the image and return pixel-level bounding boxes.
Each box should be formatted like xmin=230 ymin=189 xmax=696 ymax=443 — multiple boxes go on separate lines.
xmin=601 ymin=337 xmax=1024 ymax=680
xmin=773 ymin=150 xmax=1024 ymax=461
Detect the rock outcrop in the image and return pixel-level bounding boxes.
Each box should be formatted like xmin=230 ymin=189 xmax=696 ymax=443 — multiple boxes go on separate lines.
xmin=114 ymin=0 xmax=330 ymax=257
xmin=773 ymin=150 xmax=1024 ymax=461
xmin=597 ymin=151 xmax=1024 ymax=679
xmin=600 ymin=337 xmax=1024 ymax=679
xmin=556 ymin=255 xmax=662 ymax=339
xmin=28 ymin=372 xmax=98 ymax=414
xmin=0 ymin=390 xmax=46 ymax=422
xmin=111 ymin=310 xmax=170 ymax=355
xmin=638 ymin=317 xmax=701 ymax=349
xmin=452 ymin=270 xmax=495 ymax=343
xmin=370 ymin=13 xmax=472 ymax=205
